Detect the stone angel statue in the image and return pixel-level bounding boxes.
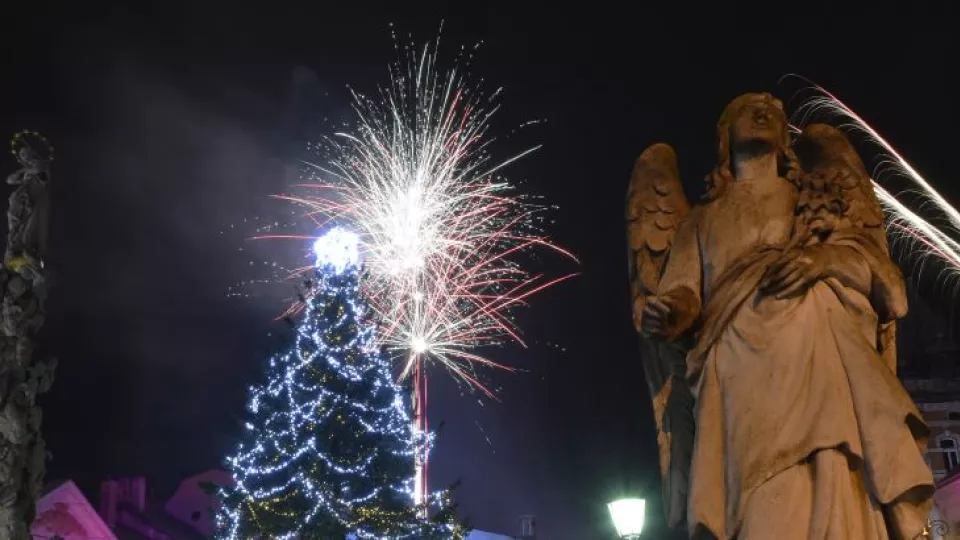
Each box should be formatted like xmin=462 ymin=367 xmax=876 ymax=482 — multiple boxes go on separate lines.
xmin=627 ymin=93 xmax=934 ymax=539
xmin=5 ymin=141 xmax=51 ymax=275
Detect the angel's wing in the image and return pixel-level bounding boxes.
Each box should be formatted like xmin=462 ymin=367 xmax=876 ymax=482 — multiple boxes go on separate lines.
xmin=795 ymin=123 xmax=898 ymax=370
xmin=795 ymin=123 xmax=884 ymax=228
xmin=626 ymin=143 xmax=694 ymax=529
xmin=627 ymin=144 xmax=691 ymax=321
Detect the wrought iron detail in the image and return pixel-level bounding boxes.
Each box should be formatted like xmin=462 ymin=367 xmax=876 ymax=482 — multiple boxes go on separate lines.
xmin=915 ymin=519 xmax=950 ymax=539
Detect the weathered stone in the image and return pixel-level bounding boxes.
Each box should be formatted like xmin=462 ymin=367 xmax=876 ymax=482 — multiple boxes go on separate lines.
xmin=0 ymin=132 xmax=54 ymax=540
xmin=628 ymin=94 xmax=933 ymax=539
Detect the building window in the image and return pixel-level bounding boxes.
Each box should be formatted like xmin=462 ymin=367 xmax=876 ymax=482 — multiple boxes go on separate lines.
xmin=940 ymin=438 xmax=960 ymax=472
xmin=519 ymin=515 xmax=536 ymax=537
xmin=949 ymin=412 xmax=960 ymax=421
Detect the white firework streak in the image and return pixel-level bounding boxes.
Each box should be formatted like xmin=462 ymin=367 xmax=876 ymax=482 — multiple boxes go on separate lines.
xmin=274 ymin=42 xmax=578 ymax=397
xmin=792 ymin=82 xmax=960 ymax=287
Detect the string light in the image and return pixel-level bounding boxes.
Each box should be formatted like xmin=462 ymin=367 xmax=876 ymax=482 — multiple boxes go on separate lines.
xmin=216 ymin=229 xmax=463 ymax=539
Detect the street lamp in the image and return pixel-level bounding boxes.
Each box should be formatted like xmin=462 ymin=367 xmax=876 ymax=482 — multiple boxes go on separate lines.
xmin=608 ymin=498 xmax=645 ymax=538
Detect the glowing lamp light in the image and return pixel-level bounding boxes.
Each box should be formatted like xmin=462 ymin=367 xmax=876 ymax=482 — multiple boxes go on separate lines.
xmin=608 ymin=498 xmax=645 ymax=538
xmin=313 ymin=227 xmax=361 ymax=272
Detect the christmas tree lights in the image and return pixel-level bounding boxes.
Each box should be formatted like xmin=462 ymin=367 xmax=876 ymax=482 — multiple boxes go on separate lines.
xmin=216 ymin=228 xmax=465 ymax=539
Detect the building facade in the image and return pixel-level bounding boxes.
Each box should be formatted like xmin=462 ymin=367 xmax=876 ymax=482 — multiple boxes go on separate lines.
xmin=904 ymin=382 xmax=960 ymax=539
xmin=31 ymin=473 xmax=222 ymax=539
xmin=899 ymin=282 xmax=960 ymax=538
xmin=31 ymin=470 xmax=526 ymax=539
xmin=911 ymin=395 xmax=960 ymax=482
xmin=32 ymin=479 xmax=117 ymax=540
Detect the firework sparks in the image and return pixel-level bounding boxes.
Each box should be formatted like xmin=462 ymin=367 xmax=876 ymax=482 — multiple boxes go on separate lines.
xmin=279 ymin=40 xmax=577 ymax=398
xmin=873 ymin=183 xmax=960 ymax=285
xmin=791 ymin=82 xmax=960 ymax=287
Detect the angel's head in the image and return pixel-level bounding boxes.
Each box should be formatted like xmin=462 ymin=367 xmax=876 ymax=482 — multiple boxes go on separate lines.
xmin=727 ymin=93 xmax=787 ymax=151
xmin=704 ymin=92 xmax=801 ymax=200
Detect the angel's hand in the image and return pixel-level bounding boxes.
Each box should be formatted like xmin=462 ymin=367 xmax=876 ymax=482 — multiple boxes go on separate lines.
xmin=761 ymin=245 xmax=830 ymax=299
xmin=641 ymin=296 xmax=674 ymax=338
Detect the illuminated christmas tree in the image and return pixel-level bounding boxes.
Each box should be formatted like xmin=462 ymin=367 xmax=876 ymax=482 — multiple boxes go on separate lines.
xmin=216 ymin=228 xmax=464 ymax=539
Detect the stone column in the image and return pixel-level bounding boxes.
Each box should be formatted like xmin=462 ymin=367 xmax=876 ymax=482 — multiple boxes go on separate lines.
xmin=0 ymin=131 xmax=57 ymax=539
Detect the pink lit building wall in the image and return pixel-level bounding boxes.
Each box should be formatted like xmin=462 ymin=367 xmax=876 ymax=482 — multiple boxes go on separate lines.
xmin=31 ymin=469 xmax=526 ymax=539
xmin=904 ymin=388 xmax=960 ymax=538
xmin=31 ymin=471 xmax=231 ymax=540
xmin=163 ymin=469 xmax=233 ymax=536
xmin=31 ymin=480 xmax=116 ymax=540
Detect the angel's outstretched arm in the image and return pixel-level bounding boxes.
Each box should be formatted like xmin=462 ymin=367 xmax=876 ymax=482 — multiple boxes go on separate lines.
xmin=655 ymin=211 xmax=703 ymax=341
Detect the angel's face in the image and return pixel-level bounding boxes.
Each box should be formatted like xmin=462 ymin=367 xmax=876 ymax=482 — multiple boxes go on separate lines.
xmin=16 ymin=147 xmax=37 ymax=168
xmin=729 ymin=94 xmax=786 ymax=152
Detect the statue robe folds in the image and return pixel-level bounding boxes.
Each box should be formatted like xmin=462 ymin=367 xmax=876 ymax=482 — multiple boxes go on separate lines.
xmin=628 ymin=98 xmax=935 ymax=539
xmin=660 ymin=202 xmax=934 ymax=539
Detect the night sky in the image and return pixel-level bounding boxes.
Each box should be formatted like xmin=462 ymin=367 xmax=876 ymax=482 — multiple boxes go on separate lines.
xmin=3 ymin=3 xmax=957 ymax=539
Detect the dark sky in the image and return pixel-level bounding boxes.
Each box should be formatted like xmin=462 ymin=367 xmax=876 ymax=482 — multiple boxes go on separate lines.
xmin=3 ymin=2 xmax=958 ymax=539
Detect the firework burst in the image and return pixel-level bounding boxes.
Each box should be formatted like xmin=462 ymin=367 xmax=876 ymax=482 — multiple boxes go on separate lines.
xmin=789 ymin=80 xmax=960 ymax=289
xmin=275 ymin=39 xmax=577 ymax=398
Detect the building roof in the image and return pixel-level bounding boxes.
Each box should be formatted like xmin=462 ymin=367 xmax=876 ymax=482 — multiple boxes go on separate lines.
xmin=903 ymin=378 xmax=960 ymax=402
xmin=36 ymin=471 xmax=514 ymax=540
xmin=466 ymin=531 xmax=516 ymax=540
xmin=164 ymin=469 xmax=233 ymax=537
xmin=32 ymin=479 xmax=118 ymax=540
xmin=113 ymin=501 xmax=208 ymax=540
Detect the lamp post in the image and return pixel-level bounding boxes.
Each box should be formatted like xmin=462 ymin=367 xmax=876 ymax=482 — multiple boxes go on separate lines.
xmin=608 ymin=498 xmax=645 ymax=539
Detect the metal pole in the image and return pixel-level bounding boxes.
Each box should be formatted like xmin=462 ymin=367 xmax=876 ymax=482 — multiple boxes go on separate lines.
xmin=411 ymin=361 xmax=428 ymax=518
xmin=0 ymin=131 xmax=57 ymax=539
